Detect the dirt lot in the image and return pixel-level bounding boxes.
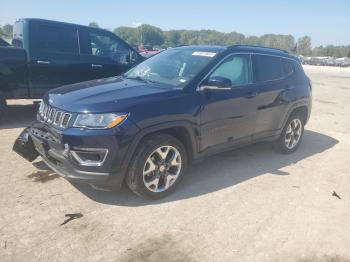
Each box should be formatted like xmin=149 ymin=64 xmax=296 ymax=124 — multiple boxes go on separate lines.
xmin=0 ymin=65 xmax=350 ymax=262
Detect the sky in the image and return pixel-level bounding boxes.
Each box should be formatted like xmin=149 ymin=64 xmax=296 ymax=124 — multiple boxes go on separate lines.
xmin=1 ymin=0 xmax=349 ymax=46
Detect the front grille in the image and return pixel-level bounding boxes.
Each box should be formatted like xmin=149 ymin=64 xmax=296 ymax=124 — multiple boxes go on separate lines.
xmin=38 ymin=102 xmax=72 ymax=128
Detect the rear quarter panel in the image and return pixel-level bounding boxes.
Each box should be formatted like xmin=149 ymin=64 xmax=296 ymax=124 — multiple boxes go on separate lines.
xmin=276 ymin=64 xmax=312 ymax=130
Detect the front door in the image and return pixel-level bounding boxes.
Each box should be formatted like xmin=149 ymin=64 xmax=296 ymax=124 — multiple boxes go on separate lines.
xmin=78 ymin=28 xmax=136 ymax=80
xmin=199 ymin=54 xmax=259 ymax=151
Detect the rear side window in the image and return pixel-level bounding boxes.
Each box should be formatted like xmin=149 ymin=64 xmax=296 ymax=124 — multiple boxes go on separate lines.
xmin=31 ymin=23 xmax=79 ymax=54
xmin=253 ymin=55 xmax=282 ymax=82
xmin=281 ymin=59 xmax=294 ymax=77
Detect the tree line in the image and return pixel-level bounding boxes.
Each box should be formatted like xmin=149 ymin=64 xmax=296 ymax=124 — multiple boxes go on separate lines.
xmin=113 ymin=24 xmax=350 ymax=58
xmin=0 ymin=24 xmax=13 ymax=39
xmin=110 ymin=23 xmax=350 ymax=58
xmin=1 ymin=22 xmax=349 ymax=58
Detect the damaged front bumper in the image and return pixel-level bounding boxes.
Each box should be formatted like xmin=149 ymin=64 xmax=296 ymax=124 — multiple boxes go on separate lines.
xmin=12 ymin=122 xmax=129 ymax=190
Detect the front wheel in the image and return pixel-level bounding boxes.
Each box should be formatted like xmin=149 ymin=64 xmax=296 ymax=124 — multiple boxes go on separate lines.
xmin=126 ymin=134 xmax=187 ymax=199
xmin=274 ymin=113 xmax=304 ymax=154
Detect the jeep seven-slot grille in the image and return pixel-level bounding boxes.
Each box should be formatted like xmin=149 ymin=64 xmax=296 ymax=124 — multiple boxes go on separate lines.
xmin=38 ymin=102 xmax=72 ymax=128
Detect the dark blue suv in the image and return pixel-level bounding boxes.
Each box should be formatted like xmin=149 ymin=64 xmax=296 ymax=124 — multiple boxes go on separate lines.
xmin=14 ymin=45 xmax=312 ymax=199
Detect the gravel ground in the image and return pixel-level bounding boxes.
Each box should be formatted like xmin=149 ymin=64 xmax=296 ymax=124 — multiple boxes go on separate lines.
xmin=0 ymin=65 xmax=350 ymax=262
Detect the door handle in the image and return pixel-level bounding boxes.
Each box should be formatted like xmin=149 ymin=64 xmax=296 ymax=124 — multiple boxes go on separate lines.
xmin=37 ymin=60 xmax=51 ymax=65
xmin=245 ymin=92 xmax=258 ymax=99
xmin=91 ymin=64 xmax=103 ymax=68
xmin=285 ymin=85 xmax=294 ymax=90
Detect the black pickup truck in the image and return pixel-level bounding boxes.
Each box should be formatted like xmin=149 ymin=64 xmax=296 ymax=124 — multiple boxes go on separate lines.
xmin=0 ymin=18 xmax=143 ymax=116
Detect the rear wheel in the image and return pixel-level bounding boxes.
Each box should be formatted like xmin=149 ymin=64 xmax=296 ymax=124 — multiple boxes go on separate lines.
xmin=126 ymin=134 xmax=187 ymax=199
xmin=274 ymin=113 xmax=304 ymax=154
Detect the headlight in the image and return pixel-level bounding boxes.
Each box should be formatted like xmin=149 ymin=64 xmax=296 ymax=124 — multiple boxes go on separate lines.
xmin=73 ymin=113 xmax=128 ymax=129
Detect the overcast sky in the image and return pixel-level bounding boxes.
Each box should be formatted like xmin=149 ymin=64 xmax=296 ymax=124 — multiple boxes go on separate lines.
xmin=1 ymin=0 xmax=349 ymax=46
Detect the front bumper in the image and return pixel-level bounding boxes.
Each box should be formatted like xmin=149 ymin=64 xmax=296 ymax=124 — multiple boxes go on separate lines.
xmin=16 ymin=120 xmax=138 ymax=189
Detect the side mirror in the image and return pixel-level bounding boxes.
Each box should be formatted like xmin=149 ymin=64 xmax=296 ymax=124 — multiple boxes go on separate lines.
xmin=200 ymin=76 xmax=232 ymax=91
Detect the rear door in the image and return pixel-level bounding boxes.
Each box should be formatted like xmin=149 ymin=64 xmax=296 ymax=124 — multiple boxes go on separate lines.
xmin=28 ymin=21 xmax=86 ymax=97
xmin=78 ymin=27 xmax=137 ymax=80
xmin=252 ymin=54 xmax=292 ymax=138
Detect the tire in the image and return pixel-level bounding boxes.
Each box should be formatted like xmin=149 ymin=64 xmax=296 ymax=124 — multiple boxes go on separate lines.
xmin=126 ymin=133 xmax=188 ymax=199
xmin=273 ymin=113 xmax=305 ymax=154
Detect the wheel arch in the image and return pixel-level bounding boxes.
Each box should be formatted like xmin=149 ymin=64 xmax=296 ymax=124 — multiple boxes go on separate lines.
xmin=289 ymin=106 xmax=309 ymax=124
xmin=282 ymin=100 xmax=310 ymax=129
xmin=119 ymin=121 xmax=199 ymax=181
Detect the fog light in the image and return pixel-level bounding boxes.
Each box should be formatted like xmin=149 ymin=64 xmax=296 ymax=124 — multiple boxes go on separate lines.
xmin=70 ymin=148 xmax=108 ymax=166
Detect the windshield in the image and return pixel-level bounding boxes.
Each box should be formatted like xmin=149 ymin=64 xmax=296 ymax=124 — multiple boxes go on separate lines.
xmin=124 ymin=49 xmax=217 ymax=88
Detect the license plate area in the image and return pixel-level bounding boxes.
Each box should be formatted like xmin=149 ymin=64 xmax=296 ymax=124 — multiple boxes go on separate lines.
xmin=32 ymin=137 xmax=48 ymax=157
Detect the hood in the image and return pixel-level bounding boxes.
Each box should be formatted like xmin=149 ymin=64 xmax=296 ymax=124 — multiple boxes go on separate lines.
xmin=46 ymin=77 xmax=178 ymax=113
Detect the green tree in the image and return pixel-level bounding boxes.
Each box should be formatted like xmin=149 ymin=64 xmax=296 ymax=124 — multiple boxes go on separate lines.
xmin=138 ymin=24 xmax=164 ymax=46
xmin=224 ymin=32 xmax=245 ymax=45
xmin=114 ymin=26 xmax=139 ymax=45
xmin=179 ymin=30 xmax=199 ymax=45
xmin=89 ymin=22 xmax=350 ymax=57
xmin=244 ymin=36 xmax=261 ymax=45
xmin=88 ymin=22 xmax=99 ymax=28
xmin=258 ymin=34 xmax=295 ymax=51
xmin=164 ymin=30 xmax=181 ymax=47
xmin=297 ymin=36 xmax=312 ymax=56
xmin=1 ymin=24 xmax=13 ymax=38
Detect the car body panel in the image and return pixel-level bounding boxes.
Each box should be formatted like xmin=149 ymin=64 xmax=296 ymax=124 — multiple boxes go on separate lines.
xmin=0 ymin=47 xmax=29 ymax=98
xmin=199 ymin=84 xmax=259 ymax=150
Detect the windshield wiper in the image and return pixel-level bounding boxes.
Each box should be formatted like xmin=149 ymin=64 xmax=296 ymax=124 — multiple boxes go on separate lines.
xmin=125 ymin=76 xmax=156 ymax=84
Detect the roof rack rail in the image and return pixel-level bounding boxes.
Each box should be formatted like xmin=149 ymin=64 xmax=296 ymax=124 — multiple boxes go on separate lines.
xmin=229 ymin=44 xmax=289 ymax=54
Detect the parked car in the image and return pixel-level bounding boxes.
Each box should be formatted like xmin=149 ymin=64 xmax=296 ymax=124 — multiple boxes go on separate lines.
xmin=14 ymin=45 xmax=312 ymax=199
xmin=335 ymin=57 xmax=350 ymax=67
xmin=0 ymin=18 xmax=144 ymax=117
xmin=138 ymin=45 xmax=162 ymax=58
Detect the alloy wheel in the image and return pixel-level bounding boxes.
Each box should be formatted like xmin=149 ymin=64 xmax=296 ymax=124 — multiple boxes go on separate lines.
xmin=284 ymin=118 xmax=302 ymax=149
xmin=142 ymin=145 xmax=182 ymax=192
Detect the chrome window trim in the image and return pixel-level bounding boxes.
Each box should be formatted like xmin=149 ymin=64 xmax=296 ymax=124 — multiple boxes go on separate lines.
xmin=197 ymin=52 xmax=298 ymax=91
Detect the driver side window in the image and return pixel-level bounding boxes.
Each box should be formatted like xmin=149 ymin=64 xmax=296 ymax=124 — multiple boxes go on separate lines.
xmin=88 ymin=30 xmax=131 ymax=64
xmin=211 ymin=54 xmax=250 ymax=86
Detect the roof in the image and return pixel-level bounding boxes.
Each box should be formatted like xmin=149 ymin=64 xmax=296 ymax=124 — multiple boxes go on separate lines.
xmin=229 ymin=44 xmax=299 ymax=60
xmin=16 ymin=18 xmax=103 ymax=31
xmin=175 ymin=44 xmax=299 ymax=61
xmin=174 ymin=45 xmax=227 ymax=53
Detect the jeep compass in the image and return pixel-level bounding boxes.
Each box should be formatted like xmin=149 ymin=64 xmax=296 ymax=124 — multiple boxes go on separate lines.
xmin=14 ymin=45 xmax=312 ymax=199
